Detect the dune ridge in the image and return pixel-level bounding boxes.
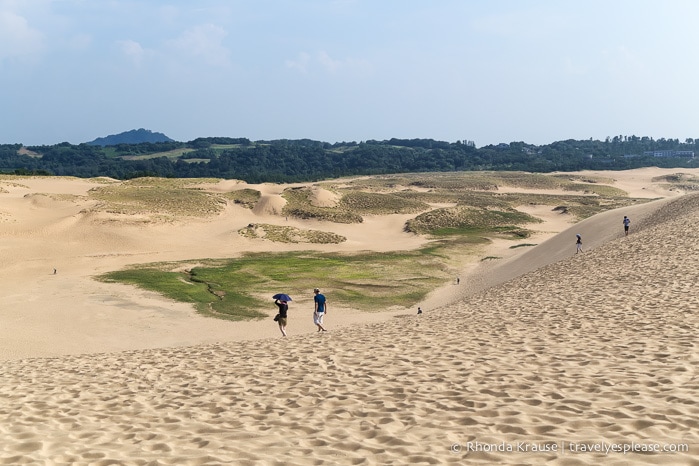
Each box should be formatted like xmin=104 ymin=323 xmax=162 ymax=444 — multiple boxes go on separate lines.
xmin=0 ymin=188 xmax=696 ymax=464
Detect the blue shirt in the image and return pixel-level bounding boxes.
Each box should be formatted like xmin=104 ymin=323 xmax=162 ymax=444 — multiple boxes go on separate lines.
xmin=314 ymin=293 xmax=326 ymax=312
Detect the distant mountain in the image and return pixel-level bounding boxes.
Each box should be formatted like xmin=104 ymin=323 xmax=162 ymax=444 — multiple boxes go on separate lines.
xmin=87 ymin=128 xmax=175 ymax=146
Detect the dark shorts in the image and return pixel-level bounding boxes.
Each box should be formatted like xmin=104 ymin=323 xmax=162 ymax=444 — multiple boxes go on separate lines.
xmin=624 ymin=225 xmax=629 ymax=231
xmin=278 ymin=317 xmax=287 ymax=326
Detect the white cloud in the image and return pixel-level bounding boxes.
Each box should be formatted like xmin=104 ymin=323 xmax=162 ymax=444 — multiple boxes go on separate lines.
xmin=285 ymin=52 xmax=311 ymax=74
xmin=318 ymin=51 xmax=343 ymax=73
xmin=168 ymin=24 xmax=231 ymax=67
xmin=0 ymin=9 xmax=43 ymax=62
xmin=287 ymin=51 xmax=371 ymax=77
xmin=117 ymin=39 xmax=146 ymax=65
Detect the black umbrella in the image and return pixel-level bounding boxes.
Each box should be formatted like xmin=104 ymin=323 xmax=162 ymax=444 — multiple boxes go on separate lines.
xmin=273 ymin=293 xmax=292 ymax=301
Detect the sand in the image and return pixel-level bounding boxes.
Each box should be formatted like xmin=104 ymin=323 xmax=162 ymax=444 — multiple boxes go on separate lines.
xmin=0 ymin=168 xmax=697 ymax=464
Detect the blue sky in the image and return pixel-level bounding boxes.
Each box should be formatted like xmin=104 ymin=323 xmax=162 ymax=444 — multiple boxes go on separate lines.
xmin=2 ymin=0 xmax=698 ymax=147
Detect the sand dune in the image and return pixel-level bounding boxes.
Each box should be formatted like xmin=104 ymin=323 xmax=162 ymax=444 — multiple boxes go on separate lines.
xmin=252 ymin=193 xmax=287 ymax=216
xmin=0 ymin=169 xmax=697 ymax=464
xmin=309 ymin=186 xmax=341 ymax=207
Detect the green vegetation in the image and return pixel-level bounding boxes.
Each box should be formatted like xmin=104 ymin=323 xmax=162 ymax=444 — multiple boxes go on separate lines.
xmin=121 ymin=148 xmax=195 ymax=160
xmin=92 ymin=169 xmax=655 ymax=320
xmin=98 ymin=247 xmax=457 ymax=319
xmin=3 ymin=135 xmax=698 ymax=182
xmin=99 ymin=265 xmax=268 ymax=321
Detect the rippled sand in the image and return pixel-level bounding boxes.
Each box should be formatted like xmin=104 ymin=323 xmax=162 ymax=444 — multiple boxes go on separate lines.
xmin=0 ymin=190 xmax=696 ymax=464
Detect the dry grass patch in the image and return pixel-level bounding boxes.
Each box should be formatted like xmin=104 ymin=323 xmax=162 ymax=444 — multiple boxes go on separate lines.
xmin=87 ymin=178 xmax=227 ymax=221
xmin=37 ymin=193 xmax=88 ymax=203
xmin=89 ymin=177 xmax=121 ymax=184
xmin=224 ymin=188 xmax=261 ymax=209
xmin=318 ymin=171 xmax=647 ymax=231
xmin=338 ymin=191 xmax=429 ymax=214
xmin=551 ymin=174 xmax=616 ymax=184
xmin=124 ymin=177 xmax=221 ymax=188
xmin=333 ymin=173 xmax=500 ymax=191
xmin=282 ymin=187 xmax=363 ymax=223
xmin=238 ymin=223 xmax=346 ymax=244
xmin=406 ymin=205 xmax=540 ymax=236
xmin=651 ymin=172 xmax=699 ymax=191
xmin=545 ymin=194 xmax=650 ymax=220
xmin=561 ymin=183 xmax=628 ymax=197
xmin=327 ymin=171 xmax=625 ymax=198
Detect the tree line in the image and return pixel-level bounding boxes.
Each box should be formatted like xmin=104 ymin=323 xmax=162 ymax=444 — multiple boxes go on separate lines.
xmin=0 ymin=136 xmax=696 ymax=182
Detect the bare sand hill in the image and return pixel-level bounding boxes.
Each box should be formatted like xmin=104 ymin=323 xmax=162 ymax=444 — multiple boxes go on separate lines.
xmin=0 ymin=173 xmax=695 ymax=464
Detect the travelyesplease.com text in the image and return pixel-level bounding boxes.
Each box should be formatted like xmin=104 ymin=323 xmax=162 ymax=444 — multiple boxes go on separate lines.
xmin=450 ymin=440 xmax=689 ymax=456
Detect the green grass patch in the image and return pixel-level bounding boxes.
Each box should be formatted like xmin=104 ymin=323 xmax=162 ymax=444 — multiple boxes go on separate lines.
xmin=210 ymin=144 xmax=244 ymax=150
xmin=97 ymin=245 xmax=464 ymax=319
xmin=121 ymin=148 xmax=196 ymax=160
xmin=99 ymin=263 xmax=267 ymax=320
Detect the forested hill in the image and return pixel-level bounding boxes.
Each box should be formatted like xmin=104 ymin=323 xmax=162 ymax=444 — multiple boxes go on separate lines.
xmin=1 ymin=136 xmax=697 ymax=182
xmin=87 ymin=128 xmax=174 ymax=146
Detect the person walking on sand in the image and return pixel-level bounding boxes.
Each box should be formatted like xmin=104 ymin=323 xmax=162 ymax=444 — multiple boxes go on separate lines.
xmin=417 ymin=307 xmax=423 ymax=315
xmin=313 ymin=288 xmax=327 ymax=332
xmin=575 ymin=234 xmax=583 ymax=254
xmin=623 ymin=216 xmax=631 ymax=236
xmin=274 ymin=299 xmax=289 ymax=336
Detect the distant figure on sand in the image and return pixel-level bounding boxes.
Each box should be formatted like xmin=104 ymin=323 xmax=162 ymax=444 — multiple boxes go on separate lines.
xmin=53 ymin=268 xmax=57 ymax=274
xmin=313 ymin=288 xmax=327 ymax=332
xmin=623 ymin=216 xmax=631 ymax=236
xmin=456 ymin=277 xmax=460 ymax=285
xmin=274 ymin=299 xmax=289 ymax=337
xmin=576 ymin=234 xmax=583 ymax=254
xmin=417 ymin=307 xmax=423 ymax=315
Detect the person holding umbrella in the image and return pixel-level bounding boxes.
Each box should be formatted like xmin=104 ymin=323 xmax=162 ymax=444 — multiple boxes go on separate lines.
xmin=273 ymin=293 xmax=292 ymax=337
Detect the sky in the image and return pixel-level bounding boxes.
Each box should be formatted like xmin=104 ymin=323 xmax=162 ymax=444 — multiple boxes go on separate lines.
xmin=1 ymin=0 xmax=698 ymax=148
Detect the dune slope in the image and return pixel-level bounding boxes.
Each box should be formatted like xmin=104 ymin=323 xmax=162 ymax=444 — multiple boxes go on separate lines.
xmin=0 ymin=193 xmax=696 ymax=464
